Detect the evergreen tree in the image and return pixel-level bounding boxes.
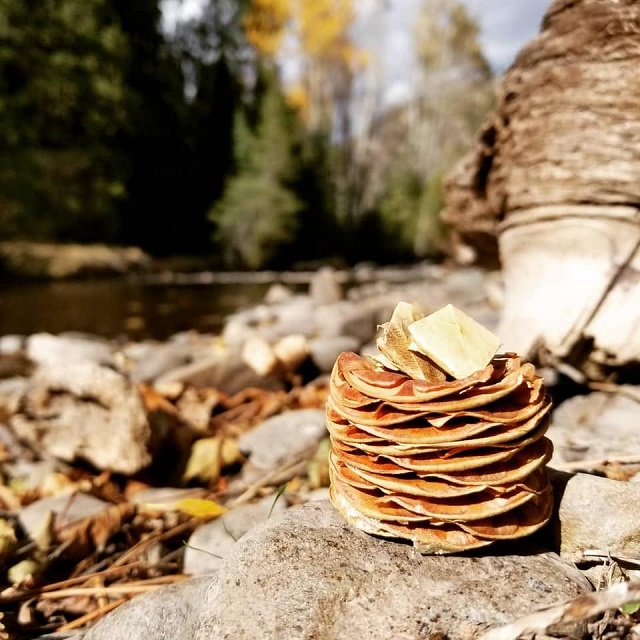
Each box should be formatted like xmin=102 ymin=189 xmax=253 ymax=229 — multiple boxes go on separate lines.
xmin=0 ymin=0 xmax=131 ymax=241
xmin=114 ymin=0 xmax=244 ymax=256
xmin=210 ymin=69 xmax=301 ymax=269
xmin=210 ymin=67 xmax=303 ymax=269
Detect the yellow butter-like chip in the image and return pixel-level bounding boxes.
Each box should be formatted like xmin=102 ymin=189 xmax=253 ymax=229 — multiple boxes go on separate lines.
xmin=408 ymin=304 xmax=501 ymax=379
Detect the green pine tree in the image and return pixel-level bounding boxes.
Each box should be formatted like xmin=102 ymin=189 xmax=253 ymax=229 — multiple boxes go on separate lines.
xmin=210 ymin=66 xmax=303 ymax=269
xmin=0 ymin=0 xmax=131 ymax=241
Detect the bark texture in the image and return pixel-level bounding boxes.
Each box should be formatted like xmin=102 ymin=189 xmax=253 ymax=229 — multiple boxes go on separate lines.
xmin=442 ymin=0 xmax=640 ymax=376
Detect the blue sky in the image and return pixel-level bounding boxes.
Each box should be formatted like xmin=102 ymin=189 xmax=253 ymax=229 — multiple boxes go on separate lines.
xmin=348 ymin=0 xmax=550 ymax=106
xmin=462 ymin=0 xmax=549 ymax=71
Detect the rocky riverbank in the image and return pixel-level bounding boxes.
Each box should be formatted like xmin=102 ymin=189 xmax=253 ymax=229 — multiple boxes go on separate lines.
xmin=1 ymin=265 xmax=640 ymax=639
xmin=0 ymin=242 xmax=153 ymax=280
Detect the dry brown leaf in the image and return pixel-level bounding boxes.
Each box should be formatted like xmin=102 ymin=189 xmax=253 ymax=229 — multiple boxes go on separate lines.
xmin=176 ymin=387 xmax=221 ymax=431
xmin=478 ymin=581 xmax=640 ymax=640
xmin=55 ymin=503 xmax=136 ymax=559
xmin=273 ymin=334 xmax=310 ymax=371
xmin=376 ymin=302 xmax=446 ymax=382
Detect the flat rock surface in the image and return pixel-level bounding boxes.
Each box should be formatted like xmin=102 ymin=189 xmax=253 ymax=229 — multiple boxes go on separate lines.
xmin=19 ymin=493 xmax=108 ymax=539
xmin=238 ymin=408 xmax=327 ymax=472
xmin=184 ymin=493 xmax=288 ymax=575
xmin=549 ymin=390 xmax=640 ymax=468
xmin=85 ymin=500 xmax=591 ymax=640
xmin=555 ymin=471 xmax=640 ymax=562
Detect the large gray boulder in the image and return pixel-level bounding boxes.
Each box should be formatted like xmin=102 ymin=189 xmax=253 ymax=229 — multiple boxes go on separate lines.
xmin=548 ymin=390 xmax=640 ymax=469
xmin=85 ymin=500 xmax=590 ymax=640
xmin=554 ymin=471 xmax=640 ymax=563
xmin=9 ymin=362 xmax=151 ymax=474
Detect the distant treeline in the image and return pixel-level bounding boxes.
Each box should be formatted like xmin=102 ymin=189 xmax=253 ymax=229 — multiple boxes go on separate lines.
xmin=0 ymin=0 xmax=493 ymax=268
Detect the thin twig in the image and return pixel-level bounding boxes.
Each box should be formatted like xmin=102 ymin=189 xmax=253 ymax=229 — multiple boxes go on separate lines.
xmin=39 ymin=574 xmax=188 ymax=599
xmin=554 ymin=455 xmax=640 ymax=472
xmin=589 ymin=382 xmax=640 ymax=402
xmin=582 ymin=550 xmax=640 ymax=568
xmin=478 ymin=581 xmax=640 ymax=640
xmin=0 ymin=561 xmax=147 ymax=603
xmin=56 ymin=597 xmax=128 ymax=632
xmin=111 ymin=518 xmax=199 ymax=568
xmin=226 ymin=456 xmax=308 ymax=509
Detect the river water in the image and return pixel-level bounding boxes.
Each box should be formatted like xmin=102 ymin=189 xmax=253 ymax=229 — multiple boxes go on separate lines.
xmin=0 ymin=275 xmax=304 ymax=341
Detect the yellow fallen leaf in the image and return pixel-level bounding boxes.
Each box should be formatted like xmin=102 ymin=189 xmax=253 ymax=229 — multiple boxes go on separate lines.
xmin=182 ymin=435 xmax=240 ymax=484
xmin=173 ymin=498 xmax=227 ymax=519
xmin=376 ymin=301 xmax=446 ymax=382
xmin=307 ymin=438 xmax=331 ymax=489
xmin=8 ymin=559 xmax=41 ymax=586
xmin=408 ymin=304 xmax=501 ymax=379
xmin=0 ymin=519 xmax=17 ymax=561
xmin=139 ymin=497 xmax=226 ymax=519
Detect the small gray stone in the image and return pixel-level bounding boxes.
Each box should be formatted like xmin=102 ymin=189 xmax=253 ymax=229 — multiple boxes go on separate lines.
xmin=309 ymin=266 xmax=343 ymax=305
xmin=129 ymin=342 xmax=192 ymax=383
xmin=19 ymin=493 xmax=108 ymax=539
xmin=441 ymin=266 xmax=489 ymax=306
xmin=26 ymin=333 xmax=113 ymax=367
xmin=238 ymin=408 xmax=327 ymax=471
xmin=263 ymin=283 xmax=294 ymax=305
xmin=555 ymin=471 xmax=640 ymax=562
xmin=313 ymin=301 xmax=380 ymax=343
xmin=4 ymin=459 xmax=59 ymax=491
xmin=268 ymin=296 xmax=316 ymax=340
xmin=549 ymin=390 xmax=640 ymax=467
xmin=308 ymin=336 xmax=360 ymax=373
xmin=183 ymin=494 xmax=288 ymax=575
xmin=154 ymin=351 xmax=282 ymax=394
xmin=0 ymin=335 xmax=24 ymax=355
xmin=304 ymin=487 xmax=330 ymax=501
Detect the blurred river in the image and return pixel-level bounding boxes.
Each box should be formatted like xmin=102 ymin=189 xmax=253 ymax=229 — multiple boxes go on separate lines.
xmin=0 ymin=275 xmax=304 ymax=341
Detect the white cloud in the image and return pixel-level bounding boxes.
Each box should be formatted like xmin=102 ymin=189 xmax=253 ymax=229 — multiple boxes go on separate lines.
xmin=461 ymin=0 xmax=550 ymax=71
xmin=160 ymin=0 xmax=206 ymax=34
xmin=366 ymin=0 xmax=550 ymax=106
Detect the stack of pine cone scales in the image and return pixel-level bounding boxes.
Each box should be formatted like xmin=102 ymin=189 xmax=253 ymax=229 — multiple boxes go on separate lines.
xmin=327 ymin=303 xmax=554 ymax=554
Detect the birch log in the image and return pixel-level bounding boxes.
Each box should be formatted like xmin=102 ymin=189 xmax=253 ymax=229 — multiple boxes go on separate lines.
xmin=442 ymin=0 xmax=640 ymax=377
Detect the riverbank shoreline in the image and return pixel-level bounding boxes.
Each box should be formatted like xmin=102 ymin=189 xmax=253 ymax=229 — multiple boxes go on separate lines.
xmin=1 ymin=240 xmax=441 ymax=284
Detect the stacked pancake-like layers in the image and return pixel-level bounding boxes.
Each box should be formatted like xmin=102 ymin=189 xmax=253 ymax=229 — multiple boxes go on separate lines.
xmin=327 ymin=351 xmax=554 ymax=554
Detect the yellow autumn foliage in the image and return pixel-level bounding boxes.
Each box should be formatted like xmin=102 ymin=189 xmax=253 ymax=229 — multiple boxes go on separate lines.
xmin=243 ymin=0 xmax=290 ymax=56
xmin=244 ymin=0 xmax=366 ymax=69
xmin=294 ymin=0 xmax=353 ymax=59
xmin=285 ymin=84 xmax=311 ymax=121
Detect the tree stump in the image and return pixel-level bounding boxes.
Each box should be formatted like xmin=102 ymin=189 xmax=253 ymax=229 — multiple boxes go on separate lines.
xmin=441 ymin=0 xmax=640 ymax=379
